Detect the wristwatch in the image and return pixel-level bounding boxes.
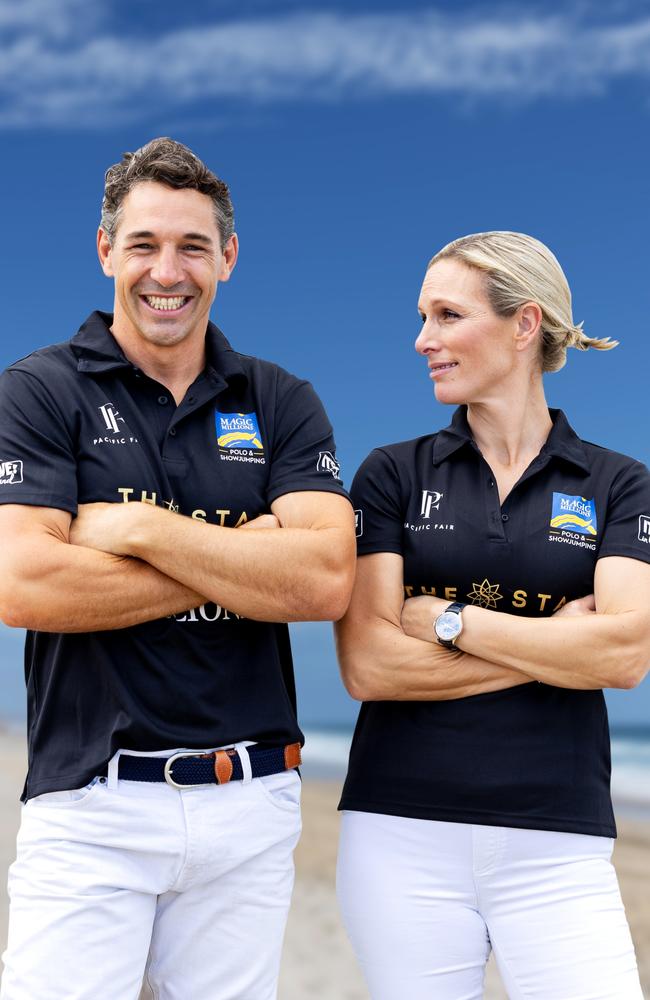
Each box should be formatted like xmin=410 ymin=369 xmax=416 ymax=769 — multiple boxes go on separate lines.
xmin=434 ymin=601 xmax=466 ymax=649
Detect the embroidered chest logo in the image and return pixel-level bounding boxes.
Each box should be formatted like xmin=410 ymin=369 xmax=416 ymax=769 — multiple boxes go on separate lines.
xmin=215 ymin=411 xmax=265 ymax=465
xmin=93 ymin=403 xmax=139 ymax=446
xmin=548 ymin=493 xmax=597 ymax=551
xmin=639 ymin=515 xmax=650 ymax=545
xmin=467 ymin=578 xmax=503 ymax=609
xmin=420 ymin=489 xmax=443 ymax=518
xmin=0 ymin=459 xmax=23 ymax=485
xmin=404 ymin=487 xmax=454 ymax=533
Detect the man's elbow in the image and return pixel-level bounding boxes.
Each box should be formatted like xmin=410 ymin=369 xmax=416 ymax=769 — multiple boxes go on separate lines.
xmin=308 ymin=562 xmax=355 ymax=622
xmin=606 ymin=640 xmax=650 ymax=690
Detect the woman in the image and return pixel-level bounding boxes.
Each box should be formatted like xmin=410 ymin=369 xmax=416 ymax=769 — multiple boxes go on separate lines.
xmin=335 ymin=232 xmax=650 ymax=999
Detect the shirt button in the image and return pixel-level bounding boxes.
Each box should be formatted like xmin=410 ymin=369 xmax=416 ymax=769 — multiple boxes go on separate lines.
xmin=158 ymin=395 xmax=169 ymax=405
xmin=501 ymin=513 xmax=509 ymax=522
xmin=187 ymin=396 xmax=195 ymax=404
xmin=169 ymin=428 xmax=176 ymax=436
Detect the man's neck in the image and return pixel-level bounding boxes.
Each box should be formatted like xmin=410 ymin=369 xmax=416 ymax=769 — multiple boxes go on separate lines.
xmin=110 ymin=322 xmax=208 ymax=406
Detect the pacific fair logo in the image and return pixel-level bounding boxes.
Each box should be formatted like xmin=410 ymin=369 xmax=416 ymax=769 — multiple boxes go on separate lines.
xmin=99 ymin=403 xmax=125 ymax=434
xmin=420 ymin=489 xmax=443 ymax=519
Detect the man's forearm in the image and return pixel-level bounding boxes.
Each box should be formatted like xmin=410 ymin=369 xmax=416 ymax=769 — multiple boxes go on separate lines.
xmin=88 ymin=502 xmax=354 ymax=623
xmin=337 ymin=618 xmax=533 ymax=701
xmin=2 ymin=541 xmax=203 ymax=632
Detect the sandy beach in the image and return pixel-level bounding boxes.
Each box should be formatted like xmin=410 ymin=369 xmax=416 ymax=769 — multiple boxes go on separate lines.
xmin=1 ymin=730 xmax=648 ymax=998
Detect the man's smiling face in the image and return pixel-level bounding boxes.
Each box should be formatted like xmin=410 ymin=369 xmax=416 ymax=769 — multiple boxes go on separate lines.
xmin=97 ymin=180 xmax=237 ymax=354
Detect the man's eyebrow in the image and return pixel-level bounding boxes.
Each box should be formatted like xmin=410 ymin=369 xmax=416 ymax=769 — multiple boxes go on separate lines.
xmin=124 ymin=230 xmax=214 ymax=244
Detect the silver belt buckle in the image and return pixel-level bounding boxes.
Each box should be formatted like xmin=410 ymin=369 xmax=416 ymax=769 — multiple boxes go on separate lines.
xmin=163 ymin=751 xmax=211 ymax=789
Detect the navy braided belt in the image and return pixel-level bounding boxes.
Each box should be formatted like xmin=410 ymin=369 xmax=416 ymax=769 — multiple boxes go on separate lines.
xmin=103 ymin=743 xmax=302 ymax=789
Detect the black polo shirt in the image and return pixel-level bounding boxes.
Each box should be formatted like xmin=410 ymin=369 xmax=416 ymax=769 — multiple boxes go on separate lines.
xmin=339 ymin=406 xmax=650 ymax=836
xmin=0 ymin=311 xmax=348 ymax=801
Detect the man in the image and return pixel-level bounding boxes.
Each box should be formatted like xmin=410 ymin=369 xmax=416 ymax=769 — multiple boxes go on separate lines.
xmin=0 ymin=138 xmax=355 ymax=1000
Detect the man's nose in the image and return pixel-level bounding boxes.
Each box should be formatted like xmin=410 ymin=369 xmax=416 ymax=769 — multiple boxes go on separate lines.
xmin=149 ymin=247 xmax=183 ymax=287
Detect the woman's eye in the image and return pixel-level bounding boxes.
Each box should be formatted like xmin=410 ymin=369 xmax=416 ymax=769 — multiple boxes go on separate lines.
xmin=442 ymin=309 xmax=460 ymax=320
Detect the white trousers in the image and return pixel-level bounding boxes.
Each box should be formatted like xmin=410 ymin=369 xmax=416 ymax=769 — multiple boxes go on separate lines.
xmin=1 ymin=759 xmax=302 ymax=1000
xmin=337 ymin=811 xmax=643 ymax=1000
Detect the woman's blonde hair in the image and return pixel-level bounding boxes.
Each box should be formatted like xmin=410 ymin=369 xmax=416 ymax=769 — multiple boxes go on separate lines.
xmin=428 ymin=231 xmax=617 ymax=373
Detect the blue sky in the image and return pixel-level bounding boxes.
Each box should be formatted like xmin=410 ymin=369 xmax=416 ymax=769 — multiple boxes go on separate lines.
xmin=0 ymin=0 xmax=649 ymax=726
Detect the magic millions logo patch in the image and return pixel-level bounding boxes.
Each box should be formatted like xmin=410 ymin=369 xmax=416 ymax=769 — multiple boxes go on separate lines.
xmin=548 ymin=492 xmax=597 ymax=551
xmin=215 ymin=411 xmax=265 ymax=465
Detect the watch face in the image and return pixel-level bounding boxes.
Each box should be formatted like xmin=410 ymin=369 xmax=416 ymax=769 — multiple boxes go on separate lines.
xmin=436 ymin=611 xmax=462 ymax=642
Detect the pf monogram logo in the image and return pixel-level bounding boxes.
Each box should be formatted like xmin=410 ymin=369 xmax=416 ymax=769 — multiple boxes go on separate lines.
xmin=420 ymin=489 xmax=443 ymax=519
xmin=99 ymin=403 xmax=125 ymax=434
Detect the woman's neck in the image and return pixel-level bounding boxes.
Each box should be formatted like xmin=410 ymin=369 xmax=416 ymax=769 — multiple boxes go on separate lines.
xmin=466 ymin=382 xmax=552 ymax=471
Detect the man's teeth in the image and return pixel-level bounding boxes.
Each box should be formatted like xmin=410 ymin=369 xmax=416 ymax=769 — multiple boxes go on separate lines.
xmin=145 ymin=296 xmax=187 ymax=311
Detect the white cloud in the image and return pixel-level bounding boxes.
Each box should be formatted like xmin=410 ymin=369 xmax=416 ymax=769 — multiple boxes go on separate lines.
xmin=1 ymin=5 xmax=649 ymax=127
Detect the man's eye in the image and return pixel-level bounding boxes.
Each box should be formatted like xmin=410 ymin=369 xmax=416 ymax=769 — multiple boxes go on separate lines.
xmin=184 ymin=245 xmax=204 ymax=252
xmin=131 ymin=243 xmax=153 ymax=250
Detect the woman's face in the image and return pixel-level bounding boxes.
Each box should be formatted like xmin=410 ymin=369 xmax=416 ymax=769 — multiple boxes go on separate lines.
xmin=415 ymin=257 xmax=524 ymax=407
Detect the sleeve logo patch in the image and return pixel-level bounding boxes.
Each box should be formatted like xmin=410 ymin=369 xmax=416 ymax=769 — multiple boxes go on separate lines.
xmin=550 ymin=493 xmax=597 ymax=537
xmin=639 ymin=515 xmax=650 ymax=544
xmin=317 ymin=451 xmax=341 ymax=480
xmin=0 ymin=460 xmax=23 ymax=485
xmin=355 ymin=509 xmax=363 ymax=537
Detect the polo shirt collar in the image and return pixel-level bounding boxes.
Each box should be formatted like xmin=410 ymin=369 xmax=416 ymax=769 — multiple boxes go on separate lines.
xmin=432 ymin=405 xmax=591 ymax=473
xmin=71 ymin=310 xmax=248 ymax=387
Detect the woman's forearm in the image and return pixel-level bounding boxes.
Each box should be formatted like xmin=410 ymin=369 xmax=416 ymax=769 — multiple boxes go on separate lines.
xmin=459 ymin=604 xmax=647 ymax=690
xmin=336 ymin=616 xmax=534 ymax=701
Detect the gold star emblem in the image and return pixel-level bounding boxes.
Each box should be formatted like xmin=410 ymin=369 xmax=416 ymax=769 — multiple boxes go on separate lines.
xmin=467 ymin=578 xmax=503 ymax=609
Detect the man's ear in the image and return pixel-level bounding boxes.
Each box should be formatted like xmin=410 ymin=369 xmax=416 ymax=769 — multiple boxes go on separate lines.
xmin=97 ymin=228 xmax=114 ymax=277
xmin=218 ymin=233 xmax=239 ymax=282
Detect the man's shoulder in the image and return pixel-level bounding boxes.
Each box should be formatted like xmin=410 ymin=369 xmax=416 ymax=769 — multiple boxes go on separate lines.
xmin=231 ymin=348 xmax=311 ymax=391
xmin=4 ymin=339 xmax=77 ymax=381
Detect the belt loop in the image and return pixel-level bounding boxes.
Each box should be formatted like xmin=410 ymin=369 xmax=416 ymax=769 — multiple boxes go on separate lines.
xmin=107 ymin=749 xmax=122 ymax=790
xmin=235 ymin=742 xmax=253 ymax=784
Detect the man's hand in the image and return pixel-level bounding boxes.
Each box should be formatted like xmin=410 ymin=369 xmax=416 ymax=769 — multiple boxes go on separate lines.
xmin=237 ymin=514 xmax=280 ymax=531
xmin=553 ymin=594 xmax=596 ymax=618
xmin=69 ymin=501 xmax=142 ymax=555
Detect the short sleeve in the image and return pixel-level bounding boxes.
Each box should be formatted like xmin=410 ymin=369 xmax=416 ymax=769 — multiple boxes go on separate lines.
xmin=351 ymin=448 xmax=404 ymax=557
xmin=266 ymin=376 xmax=349 ymax=504
xmin=0 ymin=368 xmax=78 ymax=513
xmin=598 ymin=459 xmax=650 ymax=565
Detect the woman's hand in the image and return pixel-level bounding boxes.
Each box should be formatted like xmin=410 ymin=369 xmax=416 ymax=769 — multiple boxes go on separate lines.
xmin=400 ymin=595 xmax=449 ymax=643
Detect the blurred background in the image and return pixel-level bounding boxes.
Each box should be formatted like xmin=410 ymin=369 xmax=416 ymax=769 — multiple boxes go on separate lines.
xmin=1 ymin=1 xmax=649 ymax=995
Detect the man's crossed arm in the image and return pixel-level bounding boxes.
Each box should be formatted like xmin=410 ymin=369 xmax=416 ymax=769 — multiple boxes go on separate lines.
xmin=0 ymin=494 xmax=355 ymax=633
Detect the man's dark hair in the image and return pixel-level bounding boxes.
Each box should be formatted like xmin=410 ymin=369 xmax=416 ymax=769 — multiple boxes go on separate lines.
xmin=101 ymin=137 xmax=234 ymax=250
